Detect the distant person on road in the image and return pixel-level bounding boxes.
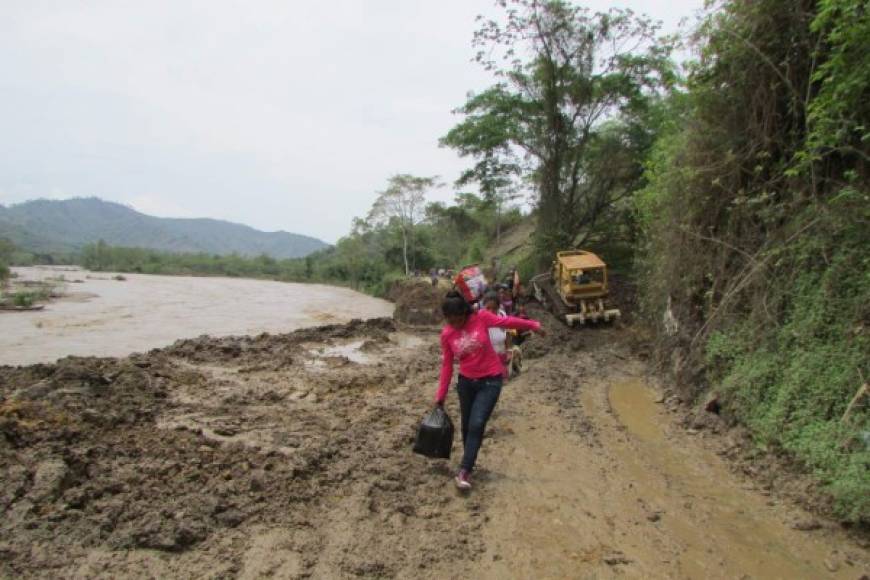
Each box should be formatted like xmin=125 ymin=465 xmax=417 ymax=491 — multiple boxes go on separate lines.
xmin=498 ymin=285 xmax=514 ymax=315
xmin=430 ymin=268 xmax=438 ymax=287
xmin=435 ymin=291 xmax=544 ymax=491
xmin=482 ymin=291 xmax=510 ymax=378
xmin=511 ymin=302 xmax=533 ymax=347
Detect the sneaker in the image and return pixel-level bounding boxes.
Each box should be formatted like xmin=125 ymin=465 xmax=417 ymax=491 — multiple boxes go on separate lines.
xmin=455 ymin=469 xmax=472 ymax=491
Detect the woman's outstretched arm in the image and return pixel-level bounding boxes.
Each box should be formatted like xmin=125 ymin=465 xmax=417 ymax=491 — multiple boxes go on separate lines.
xmin=477 ymin=308 xmax=542 ymax=333
xmin=434 ymin=332 xmax=454 ymax=404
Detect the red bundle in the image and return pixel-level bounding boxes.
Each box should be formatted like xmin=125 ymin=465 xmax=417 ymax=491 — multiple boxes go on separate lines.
xmin=453 ymin=264 xmax=487 ymax=303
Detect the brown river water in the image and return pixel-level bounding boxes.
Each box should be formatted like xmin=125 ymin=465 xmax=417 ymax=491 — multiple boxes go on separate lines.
xmin=0 ymin=266 xmax=393 ymax=366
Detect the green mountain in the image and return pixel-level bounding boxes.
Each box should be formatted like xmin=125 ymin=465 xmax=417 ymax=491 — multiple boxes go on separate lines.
xmin=0 ymin=197 xmax=329 ymax=259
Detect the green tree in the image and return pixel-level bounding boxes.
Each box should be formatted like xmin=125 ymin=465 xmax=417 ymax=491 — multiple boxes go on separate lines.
xmin=803 ymin=0 xmax=870 ymax=165
xmin=367 ymin=174 xmax=441 ymax=276
xmin=0 ymin=237 xmax=14 ymax=282
xmin=444 ymin=0 xmax=674 ymax=262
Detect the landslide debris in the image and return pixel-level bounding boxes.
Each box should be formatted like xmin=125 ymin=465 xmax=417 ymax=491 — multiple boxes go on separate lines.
xmin=0 ymin=318 xmax=482 ymax=578
xmin=389 ymin=280 xmax=445 ymax=326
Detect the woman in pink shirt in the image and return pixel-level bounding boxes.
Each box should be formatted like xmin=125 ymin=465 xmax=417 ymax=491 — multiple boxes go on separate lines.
xmin=435 ymin=290 xmax=544 ymax=490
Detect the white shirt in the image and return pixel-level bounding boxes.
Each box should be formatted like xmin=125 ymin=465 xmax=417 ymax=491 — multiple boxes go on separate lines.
xmin=487 ymin=308 xmax=508 ymax=354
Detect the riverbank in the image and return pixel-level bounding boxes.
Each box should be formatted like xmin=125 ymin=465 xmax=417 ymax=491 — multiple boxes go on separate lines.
xmin=0 ymin=267 xmax=393 ymax=366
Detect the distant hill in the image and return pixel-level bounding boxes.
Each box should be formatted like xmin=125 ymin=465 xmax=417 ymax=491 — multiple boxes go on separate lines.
xmin=0 ymin=197 xmax=329 ymax=259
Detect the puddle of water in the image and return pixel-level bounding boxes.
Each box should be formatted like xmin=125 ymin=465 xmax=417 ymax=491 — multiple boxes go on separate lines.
xmin=391 ymin=333 xmax=424 ymax=349
xmin=609 ymin=379 xmax=665 ymax=443
xmin=608 ymin=379 xmax=854 ymax=579
xmin=307 ymin=333 xmax=426 ymax=365
xmin=318 ymin=340 xmax=371 ymax=364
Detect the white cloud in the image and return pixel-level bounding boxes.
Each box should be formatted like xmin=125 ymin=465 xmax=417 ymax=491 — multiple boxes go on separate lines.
xmin=0 ymin=0 xmax=705 ymax=242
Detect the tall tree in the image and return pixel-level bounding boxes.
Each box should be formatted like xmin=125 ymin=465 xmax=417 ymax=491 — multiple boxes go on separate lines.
xmin=451 ymin=147 xmax=521 ymax=247
xmin=367 ymin=174 xmax=440 ymax=276
xmin=444 ymin=0 xmax=674 ymax=262
xmin=0 ymin=237 xmax=14 ymax=282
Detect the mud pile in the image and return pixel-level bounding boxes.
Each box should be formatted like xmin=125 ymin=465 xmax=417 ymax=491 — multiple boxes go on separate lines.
xmin=0 ymin=318 xmax=484 ymax=578
xmin=389 ymin=280 xmax=446 ymax=326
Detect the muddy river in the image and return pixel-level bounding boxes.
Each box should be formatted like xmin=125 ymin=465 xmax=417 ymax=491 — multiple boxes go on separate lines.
xmin=0 ymin=266 xmax=393 ymax=366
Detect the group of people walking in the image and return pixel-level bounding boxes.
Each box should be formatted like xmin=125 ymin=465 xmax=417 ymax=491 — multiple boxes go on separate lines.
xmin=433 ymin=279 xmax=544 ymax=491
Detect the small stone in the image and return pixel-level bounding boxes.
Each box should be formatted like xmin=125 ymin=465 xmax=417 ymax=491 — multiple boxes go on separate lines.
xmin=703 ymin=392 xmax=721 ymax=414
xmin=604 ymin=552 xmax=631 ymax=566
xmin=823 ymin=557 xmax=839 ymax=572
xmin=791 ymin=519 xmax=822 ymax=531
xmin=82 ymin=408 xmax=102 ymax=423
xmin=28 ymin=459 xmax=69 ymax=503
xmin=215 ymin=508 xmax=246 ymax=527
xmin=12 ymin=380 xmax=54 ymax=401
xmin=249 ymin=470 xmax=266 ymax=492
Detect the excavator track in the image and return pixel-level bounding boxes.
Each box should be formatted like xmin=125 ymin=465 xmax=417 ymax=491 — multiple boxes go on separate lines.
xmin=531 ymin=275 xmax=572 ymax=322
xmin=531 ymin=274 xmax=621 ymax=326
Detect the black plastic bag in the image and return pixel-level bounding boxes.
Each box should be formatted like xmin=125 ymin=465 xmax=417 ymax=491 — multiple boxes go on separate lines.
xmin=413 ymin=406 xmax=454 ymax=459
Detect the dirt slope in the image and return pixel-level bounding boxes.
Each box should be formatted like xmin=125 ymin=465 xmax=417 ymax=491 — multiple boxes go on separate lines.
xmin=1 ymin=313 xmax=867 ymax=579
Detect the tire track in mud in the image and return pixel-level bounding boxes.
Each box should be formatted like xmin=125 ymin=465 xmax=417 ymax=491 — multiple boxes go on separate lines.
xmin=469 ymin=337 xmax=869 ymax=579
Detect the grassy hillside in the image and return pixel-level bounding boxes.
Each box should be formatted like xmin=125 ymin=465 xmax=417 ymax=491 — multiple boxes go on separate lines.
xmin=0 ymin=197 xmax=328 ymax=259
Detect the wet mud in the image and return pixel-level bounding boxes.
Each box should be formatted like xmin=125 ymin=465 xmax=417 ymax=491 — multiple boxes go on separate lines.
xmin=0 ymin=319 xmax=483 ymax=578
xmin=1 ymin=303 xmax=867 ymax=578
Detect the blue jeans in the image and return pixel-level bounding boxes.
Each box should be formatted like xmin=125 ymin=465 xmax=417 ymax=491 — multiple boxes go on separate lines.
xmin=457 ymin=374 xmax=503 ymax=472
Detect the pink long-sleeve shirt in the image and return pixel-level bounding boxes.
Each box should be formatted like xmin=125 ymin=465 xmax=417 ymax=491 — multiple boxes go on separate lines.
xmin=435 ymin=309 xmax=541 ymax=402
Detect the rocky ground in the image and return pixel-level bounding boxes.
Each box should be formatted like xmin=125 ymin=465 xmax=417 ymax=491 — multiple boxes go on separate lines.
xmin=1 ymin=306 xmax=867 ymax=579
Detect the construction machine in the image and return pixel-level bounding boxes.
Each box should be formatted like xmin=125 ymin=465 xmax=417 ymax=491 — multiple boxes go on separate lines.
xmin=531 ymin=250 xmax=621 ymax=326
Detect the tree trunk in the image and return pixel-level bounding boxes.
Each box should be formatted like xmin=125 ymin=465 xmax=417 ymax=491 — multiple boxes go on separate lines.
xmin=496 ymin=199 xmax=502 ymax=247
xmin=401 ymin=226 xmax=410 ymax=276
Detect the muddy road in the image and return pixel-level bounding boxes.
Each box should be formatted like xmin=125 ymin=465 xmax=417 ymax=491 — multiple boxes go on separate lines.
xmin=0 ymin=307 xmax=867 ymax=578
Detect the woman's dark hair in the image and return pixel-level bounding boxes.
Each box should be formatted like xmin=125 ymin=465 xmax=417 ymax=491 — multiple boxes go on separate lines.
xmin=442 ymin=290 xmax=473 ymax=317
xmin=482 ymin=290 xmax=500 ymax=305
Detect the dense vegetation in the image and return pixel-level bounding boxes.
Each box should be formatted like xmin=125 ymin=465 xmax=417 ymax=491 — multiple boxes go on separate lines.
xmin=74 ymin=190 xmax=524 ymax=296
xmin=635 ymin=0 xmax=869 ymax=522
xmin=80 ymin=240 xmax=311 ymax=281
xmin=0 ymin=238 xmax=12 ymax=282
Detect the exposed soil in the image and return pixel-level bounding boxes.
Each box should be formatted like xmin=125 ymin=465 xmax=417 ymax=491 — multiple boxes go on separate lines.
xmin=1 ymin=306 xmax=867 ymax=578
xmin=389 ymin=279 xmax=445 ymax=326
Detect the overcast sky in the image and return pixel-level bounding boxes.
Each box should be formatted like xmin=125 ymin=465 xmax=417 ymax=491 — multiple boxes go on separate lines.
xmin=1 ymin=0 xmax=704 ymax=243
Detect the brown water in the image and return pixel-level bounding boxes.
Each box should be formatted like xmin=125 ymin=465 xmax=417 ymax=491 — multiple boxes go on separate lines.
xmin=0 ymin=266 xmax=393 ymax=365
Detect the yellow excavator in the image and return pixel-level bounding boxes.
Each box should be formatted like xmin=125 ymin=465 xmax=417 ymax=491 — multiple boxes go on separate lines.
xmin=531 ymin=250 xmax=621 ymax=326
